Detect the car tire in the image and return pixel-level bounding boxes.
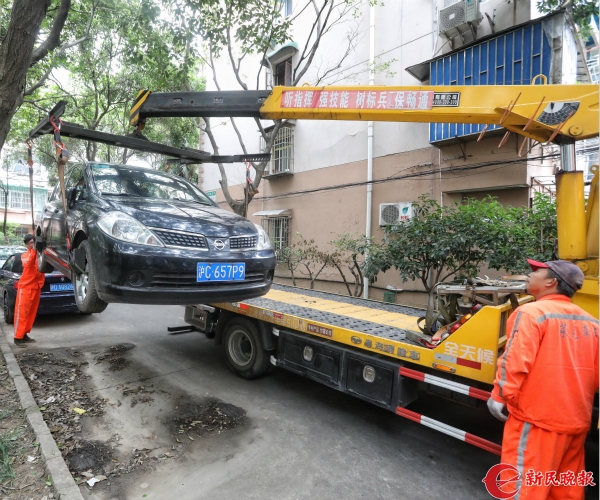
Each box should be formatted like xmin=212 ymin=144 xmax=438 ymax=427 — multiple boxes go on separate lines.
xmin=3 ymin=292 xmax=13 ymax=324
xmin=73 ymin=240 xmax=108 ymax=314
xmin=37 ymin=250 xmax=54 ymax=273
xmin=223 ymin=318 xmax=271 ymax=379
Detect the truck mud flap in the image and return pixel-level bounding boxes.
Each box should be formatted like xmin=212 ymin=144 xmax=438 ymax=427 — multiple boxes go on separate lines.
xmin=275 ymin=329 xmax=418 ymax=411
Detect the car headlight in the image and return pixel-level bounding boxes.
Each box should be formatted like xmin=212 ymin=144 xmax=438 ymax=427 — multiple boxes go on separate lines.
xmin=97 ymin=212 xmax=163 ymax=247
xmin=254 ymin=224 xmax=272 ymax=250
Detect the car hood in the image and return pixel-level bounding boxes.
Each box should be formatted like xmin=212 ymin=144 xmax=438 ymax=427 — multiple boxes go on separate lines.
xmin=104 ymin=198 xmax=256 ymax=237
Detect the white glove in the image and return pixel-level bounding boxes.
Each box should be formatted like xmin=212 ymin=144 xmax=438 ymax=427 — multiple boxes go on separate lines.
xmin=487 ymin=397 xmax=508 ymax=422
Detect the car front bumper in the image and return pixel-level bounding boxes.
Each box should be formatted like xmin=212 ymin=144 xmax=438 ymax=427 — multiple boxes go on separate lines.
xmin=89 ymin=232 xmax=276 ymax=305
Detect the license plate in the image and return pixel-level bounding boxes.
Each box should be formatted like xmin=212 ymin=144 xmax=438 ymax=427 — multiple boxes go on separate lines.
xmin=50 ymin=283 xmax=74 ymax=291
xmin=197 ymin=263 xmax=245 ymax=282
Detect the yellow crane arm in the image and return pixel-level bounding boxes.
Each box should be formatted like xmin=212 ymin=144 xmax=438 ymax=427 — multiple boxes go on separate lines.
xmin=260 ymin=84 xmax=598 ymax=144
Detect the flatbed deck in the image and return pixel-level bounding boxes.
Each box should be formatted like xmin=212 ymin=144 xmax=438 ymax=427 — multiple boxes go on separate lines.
xmin=214 ymin=284 xmax=523 ymax=385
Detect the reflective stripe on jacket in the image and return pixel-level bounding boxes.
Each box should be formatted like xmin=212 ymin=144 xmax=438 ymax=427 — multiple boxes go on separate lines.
xmin=491 ymin=294 xmax=599 ymax=434
xmin=19 ymin=248 xmax=45 ymax=289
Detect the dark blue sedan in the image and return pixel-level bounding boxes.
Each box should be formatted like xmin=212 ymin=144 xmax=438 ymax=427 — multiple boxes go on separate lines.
xmin=0 ymin=253 xmax=78 ymax=323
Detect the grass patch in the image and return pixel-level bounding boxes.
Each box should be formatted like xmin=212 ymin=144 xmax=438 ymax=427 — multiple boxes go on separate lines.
xmin=0 ymin=429 xmax=23 ymax=484
xmin=0 ymin=408 xmax=14 ymax=421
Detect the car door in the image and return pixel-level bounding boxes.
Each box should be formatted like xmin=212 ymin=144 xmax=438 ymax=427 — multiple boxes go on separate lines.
xmin=52 ymin=164 xmax=87 ymax=261
xmin=0 ymin=254 xmax=18 ymax=307
xmin=41 ymin=184 xmax=62 ymax=251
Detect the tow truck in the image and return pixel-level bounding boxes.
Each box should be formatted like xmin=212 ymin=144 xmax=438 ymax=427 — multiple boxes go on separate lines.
xmin=29 ymin=81 xmax=598 ymax=455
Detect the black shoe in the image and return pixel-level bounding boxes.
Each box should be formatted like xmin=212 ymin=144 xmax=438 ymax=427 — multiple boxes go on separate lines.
xmin=23 ymin=335 xmax=36 ymax=343
xmin=13 ymin=339 xmax=27 ymax=348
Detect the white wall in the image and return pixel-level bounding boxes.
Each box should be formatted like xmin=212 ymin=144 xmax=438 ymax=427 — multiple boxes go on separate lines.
xmin=201 ymin=0 xmax=439 ymax=192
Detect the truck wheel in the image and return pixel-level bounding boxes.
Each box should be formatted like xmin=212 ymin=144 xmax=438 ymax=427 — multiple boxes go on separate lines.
xmin=37 ymin=251 xmax=54 ymax=273
xmin=3 ymin=292 xmax=13 ymax=324
xmin=223 ymin=318 xmax=270 ymax=379
xmin=73 ymin=240 xmax=108 ymax=314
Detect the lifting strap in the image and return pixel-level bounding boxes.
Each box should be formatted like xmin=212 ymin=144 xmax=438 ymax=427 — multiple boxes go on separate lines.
xmin=25 ymin=139 xmax=35 ymax=234
xmin=50 ymin=115 xmax=70 ymax=249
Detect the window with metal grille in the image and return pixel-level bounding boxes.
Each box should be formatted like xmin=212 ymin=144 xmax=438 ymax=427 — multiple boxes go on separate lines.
xmin=261 ymin=217 xmax=290 ymax=258
xmin=10 ymin=191 xmax=31 ymax=209
xmin=261 ymin=125 xmax=294 ymax=175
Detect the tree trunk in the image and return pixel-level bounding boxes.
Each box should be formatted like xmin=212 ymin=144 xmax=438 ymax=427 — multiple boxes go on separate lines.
xmin=3 ymin=192 xmax=7 ymax=241
xmin=0 ymin=0 xmax=53 ymax=153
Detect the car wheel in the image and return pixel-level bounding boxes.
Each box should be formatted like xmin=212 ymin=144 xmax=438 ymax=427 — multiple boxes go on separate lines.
xmin=73 ymin=240 xmax=108 ymax=314
xmin=223 ymin=318 xmax=271 ymax=379
xmin=37 ymin=250 xmax=54 ymax=273
xmin=3 ymin=292 xmax=13 ymax=324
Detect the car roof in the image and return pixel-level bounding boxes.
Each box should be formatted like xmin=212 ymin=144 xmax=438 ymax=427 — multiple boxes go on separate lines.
xmin=87 ymin=162 xmax=194 ymax=184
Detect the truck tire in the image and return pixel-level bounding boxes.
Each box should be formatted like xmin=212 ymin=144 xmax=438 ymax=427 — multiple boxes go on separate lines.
xmin=73 ymin=240 xmax=108 ymax=314
xmin=223 ymin=317 xmax=271 ymax=379
xmin=3 ymin=292 xmax=13 ymax=324
xmin=37 ymin=251 xmax=54 ymax=273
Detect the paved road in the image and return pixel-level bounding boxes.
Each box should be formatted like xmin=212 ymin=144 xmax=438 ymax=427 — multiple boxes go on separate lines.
xmin=2 ymin=304 xmax=597 ymax=500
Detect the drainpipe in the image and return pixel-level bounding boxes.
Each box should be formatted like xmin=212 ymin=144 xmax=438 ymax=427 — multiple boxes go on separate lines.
xmin=364 ymin=2 xmax=375 ymax=300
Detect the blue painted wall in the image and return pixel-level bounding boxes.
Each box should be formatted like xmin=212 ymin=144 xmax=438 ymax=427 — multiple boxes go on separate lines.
xmin=430 ymin=20 xmax=552 ymax=143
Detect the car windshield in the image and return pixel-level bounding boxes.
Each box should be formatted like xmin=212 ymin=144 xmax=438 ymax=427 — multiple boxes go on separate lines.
xmin=90 ymin=164 xmax=213 ymax=205
xmin=0 ymin=246 xmax=26 ymax=260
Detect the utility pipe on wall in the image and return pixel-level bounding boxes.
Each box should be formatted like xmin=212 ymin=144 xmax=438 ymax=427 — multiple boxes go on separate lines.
xmin=364 ymin=1 xmax=375 ymax=300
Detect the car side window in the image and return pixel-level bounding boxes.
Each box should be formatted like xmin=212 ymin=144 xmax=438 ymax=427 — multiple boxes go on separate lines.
xmin=2 ymin=255 xmax=15 ymax=271
xmin=12 ymin=257 xmax=23 ymax=274
xmin=66 ymin=165 xmax=88 ymax=202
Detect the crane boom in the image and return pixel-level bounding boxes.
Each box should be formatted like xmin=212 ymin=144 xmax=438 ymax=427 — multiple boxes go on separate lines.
xmin=130 ymin=84 xmax=599 ymax=144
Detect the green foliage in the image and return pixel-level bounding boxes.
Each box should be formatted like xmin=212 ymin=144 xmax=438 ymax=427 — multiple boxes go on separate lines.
xmin=8 ymin=0 xmax=204 ymax=176
xmin=177 ymin=0 xmax=292 ymax=59
xmin=1 ymin=223 xmax=27 ymax=244
xmin=537 ymin=0 xmax=598 ymax=38
xmin=360 ymin=195 xmax=557 ymax=295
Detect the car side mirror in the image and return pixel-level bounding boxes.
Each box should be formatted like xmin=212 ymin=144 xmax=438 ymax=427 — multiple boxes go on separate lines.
xmin=67 ymin=188 xmax=77 ymax=209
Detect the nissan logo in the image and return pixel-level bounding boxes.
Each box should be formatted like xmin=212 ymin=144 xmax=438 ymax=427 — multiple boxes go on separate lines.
xmin=213 ymin=239 xmax=226 ymax=250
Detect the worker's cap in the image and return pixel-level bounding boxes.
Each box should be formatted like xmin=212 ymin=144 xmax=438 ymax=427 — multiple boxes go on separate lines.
xmin=23 ymin=234 xmax=34 ymax=244
xmin=527 ymin=259 xmax=584 ymax=291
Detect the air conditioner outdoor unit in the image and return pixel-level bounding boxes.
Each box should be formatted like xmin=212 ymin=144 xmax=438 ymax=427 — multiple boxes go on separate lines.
xmin=379 ymin=203 xmax=413 ymax=226
xmin=439 ymin=0 xmax=482 ymax=40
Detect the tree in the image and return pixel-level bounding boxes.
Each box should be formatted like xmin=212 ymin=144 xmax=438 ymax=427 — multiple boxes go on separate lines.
xmin=329 ymin=233 xmax=371 ymax=297
xmin=0 ymin=0 xmax=97 ymax=154
xmin=339 ymin=195 xmax=555 ymax=333
xmin=177 ymin=0 xmax=365 ymax=215
xmin=537 ymin=0 xmax=598 ymax=37
xmin=9 ymin=0 xmax=202 ymax=171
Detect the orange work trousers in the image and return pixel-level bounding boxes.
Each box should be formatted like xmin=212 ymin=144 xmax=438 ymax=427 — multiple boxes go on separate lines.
xmin=500 ymin=415 xmax=588 ymax=500
xmin=14 ymin=286 xmax=41 ymax=339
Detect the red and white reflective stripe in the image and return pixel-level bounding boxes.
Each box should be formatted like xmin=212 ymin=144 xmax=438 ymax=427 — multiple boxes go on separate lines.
xmin=399 ymin=366 xmax=491 ymax=401
xmin=396 ymin=406 xmax=502 ymax=456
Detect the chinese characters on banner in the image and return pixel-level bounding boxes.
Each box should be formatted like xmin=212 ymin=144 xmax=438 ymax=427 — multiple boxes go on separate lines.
xmin=280 ymin=90 xmax=434 ymax=111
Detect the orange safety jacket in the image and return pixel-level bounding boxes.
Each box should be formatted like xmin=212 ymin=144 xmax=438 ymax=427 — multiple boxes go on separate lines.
xmin=491 ymin=294 xmax=599 ymax=435
xmin=18 ymin=248 xmax=45 ymax=289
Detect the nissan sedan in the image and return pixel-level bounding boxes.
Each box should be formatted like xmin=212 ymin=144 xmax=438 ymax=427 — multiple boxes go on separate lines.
xmin=36 ymin=162 xmax=276 ymax=314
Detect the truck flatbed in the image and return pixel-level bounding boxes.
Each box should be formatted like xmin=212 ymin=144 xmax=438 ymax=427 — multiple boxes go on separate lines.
xmin=214 ymin=284 xmax=526 ymax=385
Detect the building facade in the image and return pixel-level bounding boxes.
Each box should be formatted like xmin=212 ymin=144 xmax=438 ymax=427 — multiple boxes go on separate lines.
xmin=201 ymin=0 xmax=597 ymax=307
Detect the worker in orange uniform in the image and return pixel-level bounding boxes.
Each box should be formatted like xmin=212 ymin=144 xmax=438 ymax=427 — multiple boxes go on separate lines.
xmin=13 ymin=234 xmax=45 ymax=347
xmin=487 ymin=259 xmax=599 ymax=500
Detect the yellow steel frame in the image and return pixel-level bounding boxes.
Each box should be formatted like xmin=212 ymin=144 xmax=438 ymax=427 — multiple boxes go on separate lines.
xmin=214 ymin=292 xmax=533 ymax=385
xmin=260 ymin=84 xmax=599 ymax=143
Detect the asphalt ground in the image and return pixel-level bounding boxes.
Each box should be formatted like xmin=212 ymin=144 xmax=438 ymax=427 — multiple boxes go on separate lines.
xmin=2 ymin=303 xmax=598 ymax=500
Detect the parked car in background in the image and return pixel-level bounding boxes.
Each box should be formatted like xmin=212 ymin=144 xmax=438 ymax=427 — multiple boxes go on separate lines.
xmin=0 ymin=253 xmax=78 ymax=323
xmin=36 ymin=162 xmax=276 ymax=314
xmin=0 ymin=246 xmax=26 ymax=268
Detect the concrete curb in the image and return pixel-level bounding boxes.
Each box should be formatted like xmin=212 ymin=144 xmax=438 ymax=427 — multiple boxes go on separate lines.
xmin=0 ymin=327 xmax=84 ymax=500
